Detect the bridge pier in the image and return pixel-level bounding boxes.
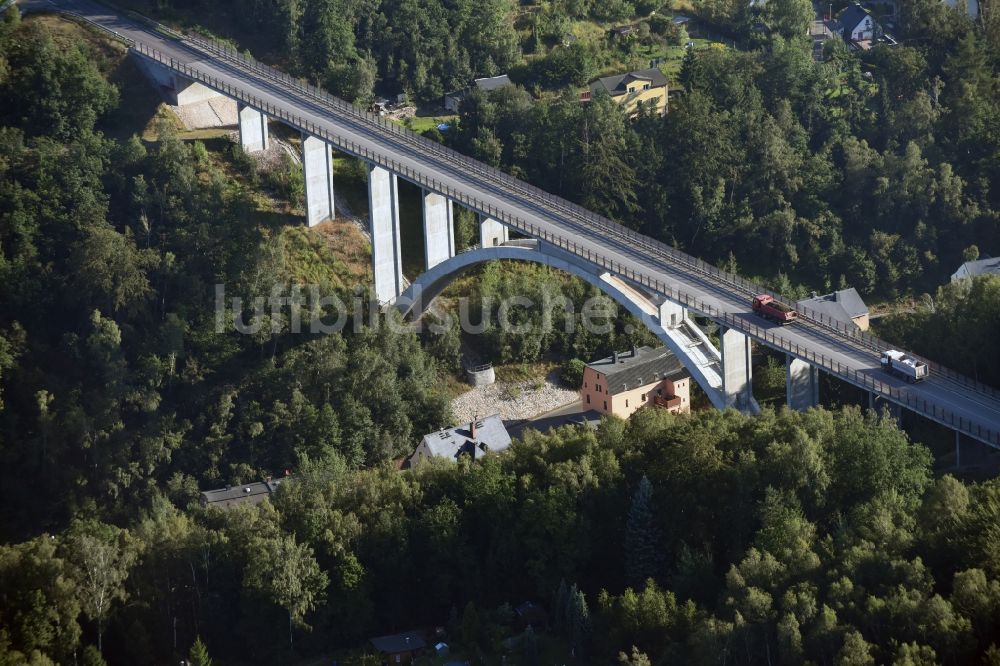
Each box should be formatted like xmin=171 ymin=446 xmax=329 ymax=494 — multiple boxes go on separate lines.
xmin=480 ymin=215 xmax=509 ymax=247
xmin=658 ymin=300 xmax=687 ymax=329
xmin=786 ymin=355 xmax=819 ymax=411
xmin=721 ymin=327 xmax=754 ymax=411
xmin=238 ymin=104 xmax=269 ymax=153
xmin=369 ymin=164 xmax=403 ymax=303
xmin=302 ymin=134 xmax=335 ymax=227
xmin=423 ymin=190 xmax=455 ymax=270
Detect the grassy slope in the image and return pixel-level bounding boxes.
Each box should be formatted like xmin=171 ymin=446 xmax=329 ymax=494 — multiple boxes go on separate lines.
xmin=31 ymin=13 xmax=374 ymax=293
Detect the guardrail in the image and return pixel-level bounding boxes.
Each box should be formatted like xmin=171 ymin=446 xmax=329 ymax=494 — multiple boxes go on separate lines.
xmin=131 ymin=40 xmax=999 ymax=448
xmin=51 ymin=2 xmax=1000 ymax=405
xmin=155 ymin=26 xmax=1000 ymax=403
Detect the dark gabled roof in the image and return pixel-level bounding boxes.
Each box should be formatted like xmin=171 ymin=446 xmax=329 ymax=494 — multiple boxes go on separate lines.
xmin=839 ymin=3 xmax=873 ymax=31
xmin=954 ymin=257 xmax=1000 ymax=279
xmin=589 ymin=68 xmax=668 ymax=97
xmin=798 ymin=288 xmax=869 ymax=324
xmin=586 ymin=346 xmax=687 ymax=395
xmin=419 ymin=414 xmax=512 ymax=461
xmin=200 ymin=479 xmax=285 ymax=510
xmin=370 ymin=631 xmax=427 ymax=654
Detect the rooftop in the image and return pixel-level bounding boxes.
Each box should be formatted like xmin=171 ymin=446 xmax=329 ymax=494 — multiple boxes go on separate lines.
xmin=952 ymin=257 xmax=1000 ymax=281
xmin=840 ymin=3 xmax=874 ymax=30
xmin=419 ymin=414 xmax=512 ymax=462
xmin=586 ymin=345 xmax=687 ymax=395
xmin=589 ymin=68 xmax=668 ymax=97
xmin=474 ymin=74 xmax=512 ymax=92
xmin=200 ymin=478 xmax=285 ymax=510
xmin=797 ymin=288 xmax=868 ymax=326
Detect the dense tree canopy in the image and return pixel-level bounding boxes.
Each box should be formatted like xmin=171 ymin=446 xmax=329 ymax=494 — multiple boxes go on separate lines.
xmin=2 ymin=3 xmax=1000 ymax=664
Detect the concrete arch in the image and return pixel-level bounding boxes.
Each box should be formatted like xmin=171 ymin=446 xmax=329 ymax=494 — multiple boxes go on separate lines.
xmin=394 ymin=241 xmax=746 ymax=412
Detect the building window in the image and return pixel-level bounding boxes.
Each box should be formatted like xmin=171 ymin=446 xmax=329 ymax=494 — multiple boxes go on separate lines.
xmin=586 ymin=394 xmax=591 ymax=404
xmin=643 ymin=83 xmax=650 ymax=90
xmin=657 ymin=388 xmax=663 ymax=396
xmin=584 ymin=382 xmax=587 ymax=388
xmin=626 ymin=399 xmax=629 ymax=408
xmin=643 ymin=393 xmax=647 ymax=401
xmin=603 ymin=401 xmax=608 ymax=410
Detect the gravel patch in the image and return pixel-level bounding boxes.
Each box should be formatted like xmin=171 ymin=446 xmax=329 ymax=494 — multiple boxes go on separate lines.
xmin=451 ymin=378 xmax=579 ymax=423
xmin=172 ymin=97 xmax=237 ymax=129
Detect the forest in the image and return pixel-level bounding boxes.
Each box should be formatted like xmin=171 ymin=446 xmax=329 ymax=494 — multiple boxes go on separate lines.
xmin=129 ymin=0 xmax=1000 ymax=297
xmin=1 ymin=0 xmax=1000 ymax=663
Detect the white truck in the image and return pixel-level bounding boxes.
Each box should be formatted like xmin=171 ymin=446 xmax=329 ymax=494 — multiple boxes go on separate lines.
xmin=880 ymin=350 xmax=929 ymax=383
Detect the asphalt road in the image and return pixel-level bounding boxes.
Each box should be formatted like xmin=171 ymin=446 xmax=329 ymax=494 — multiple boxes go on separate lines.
xmin=25 ymin=0 xmax=1000 ymax=447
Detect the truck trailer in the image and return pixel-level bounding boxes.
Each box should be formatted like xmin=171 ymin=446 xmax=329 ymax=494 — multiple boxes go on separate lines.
xmin=880 ymin=350 xmax=929 ymax=383
xmin=752 ymin=294 xmax=797 ymax=324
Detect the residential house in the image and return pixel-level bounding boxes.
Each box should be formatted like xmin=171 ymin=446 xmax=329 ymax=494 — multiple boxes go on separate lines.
xmin=838 ymin=3 xmax=880 ymax=45
xmin=951 ymin=257 xmax=1000 ymax=282
xmin=797 ymin=288 xmax=870 ymax=331
xmin=581 ymin=345 xmax=691 ymax=419
xmin=370 ymin=630 xmax=427 ymax=665
xmin=409 ymin=414 xmax=512 ymax=466
xmin=443 ymin=74 xmax=513 ymax=112
xmin=199 ymin=477 xmax=287 ymax=510
xmin=585 ymin=67 xmax=668 ymax=116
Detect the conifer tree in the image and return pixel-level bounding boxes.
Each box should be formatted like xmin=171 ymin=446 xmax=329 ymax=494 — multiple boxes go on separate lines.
xmin=625 ymin=476 xmax=662 ymax=588
xmin=188 ymin=637 xmax=213 ymax=666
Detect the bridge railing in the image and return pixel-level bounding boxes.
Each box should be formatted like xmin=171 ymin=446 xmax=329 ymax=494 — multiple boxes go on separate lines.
xmin=150 ymin=26 xmax=1000 ymax=402
xmin=131 ymin=42 xmax=999 ymax=448
xmin=60 ymin=2 xmax=997 ymax=403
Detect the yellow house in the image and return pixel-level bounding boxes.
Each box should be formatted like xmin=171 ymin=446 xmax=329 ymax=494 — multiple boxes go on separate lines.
xmin=586 ymin=67 xmax=668 ymax=116
xmin=581 ymin=346 xmax=691 ymax=419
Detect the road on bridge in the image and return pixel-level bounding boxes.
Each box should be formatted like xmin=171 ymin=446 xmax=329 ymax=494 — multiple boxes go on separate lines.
xmin=23 ymin=0 xmax=1000 ymax=447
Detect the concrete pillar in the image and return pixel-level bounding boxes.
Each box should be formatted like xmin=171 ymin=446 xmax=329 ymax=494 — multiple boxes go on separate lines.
xmin=238 ymin=104 xmax=269 ymax=153
xmin=786 ymin=355 xmax=819 ymax=411
xmin=479 ymin=215 xmax=508 ymax=247
xmin=658 ymin=300 xmax=686 ymax=329
xmin=423 ymin=190 xmax=455 ymax=270
xmin=721 ymin=326 xmax=753 ymax=411
xmin=302 ymin=134 xmax=335 ymax=227
xmin=368 ymin=164 xmax=403 ymax=303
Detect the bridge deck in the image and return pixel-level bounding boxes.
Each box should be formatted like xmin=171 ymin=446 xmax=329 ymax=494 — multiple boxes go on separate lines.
xmin=28 ymin=0 xmax=1000 ymax=447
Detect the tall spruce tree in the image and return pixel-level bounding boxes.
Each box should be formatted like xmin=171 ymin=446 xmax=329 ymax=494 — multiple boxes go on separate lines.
xmin=625 ymin=476 xmax=662 ymax=589
xmin=188 ymin=637 xmax=213 ymax=666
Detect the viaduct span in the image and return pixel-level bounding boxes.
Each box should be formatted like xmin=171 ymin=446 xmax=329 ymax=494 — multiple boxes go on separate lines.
xmin=24 ymin=0 xmax=1000 ymax=453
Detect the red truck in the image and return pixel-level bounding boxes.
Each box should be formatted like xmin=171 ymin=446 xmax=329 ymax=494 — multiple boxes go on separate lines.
xmin=752 ymin=294 xmax=797 ymax=324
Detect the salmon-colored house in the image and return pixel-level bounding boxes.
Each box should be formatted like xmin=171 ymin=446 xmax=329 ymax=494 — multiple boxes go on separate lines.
xmin=581 ymin=346 xmax=691 ymax=419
